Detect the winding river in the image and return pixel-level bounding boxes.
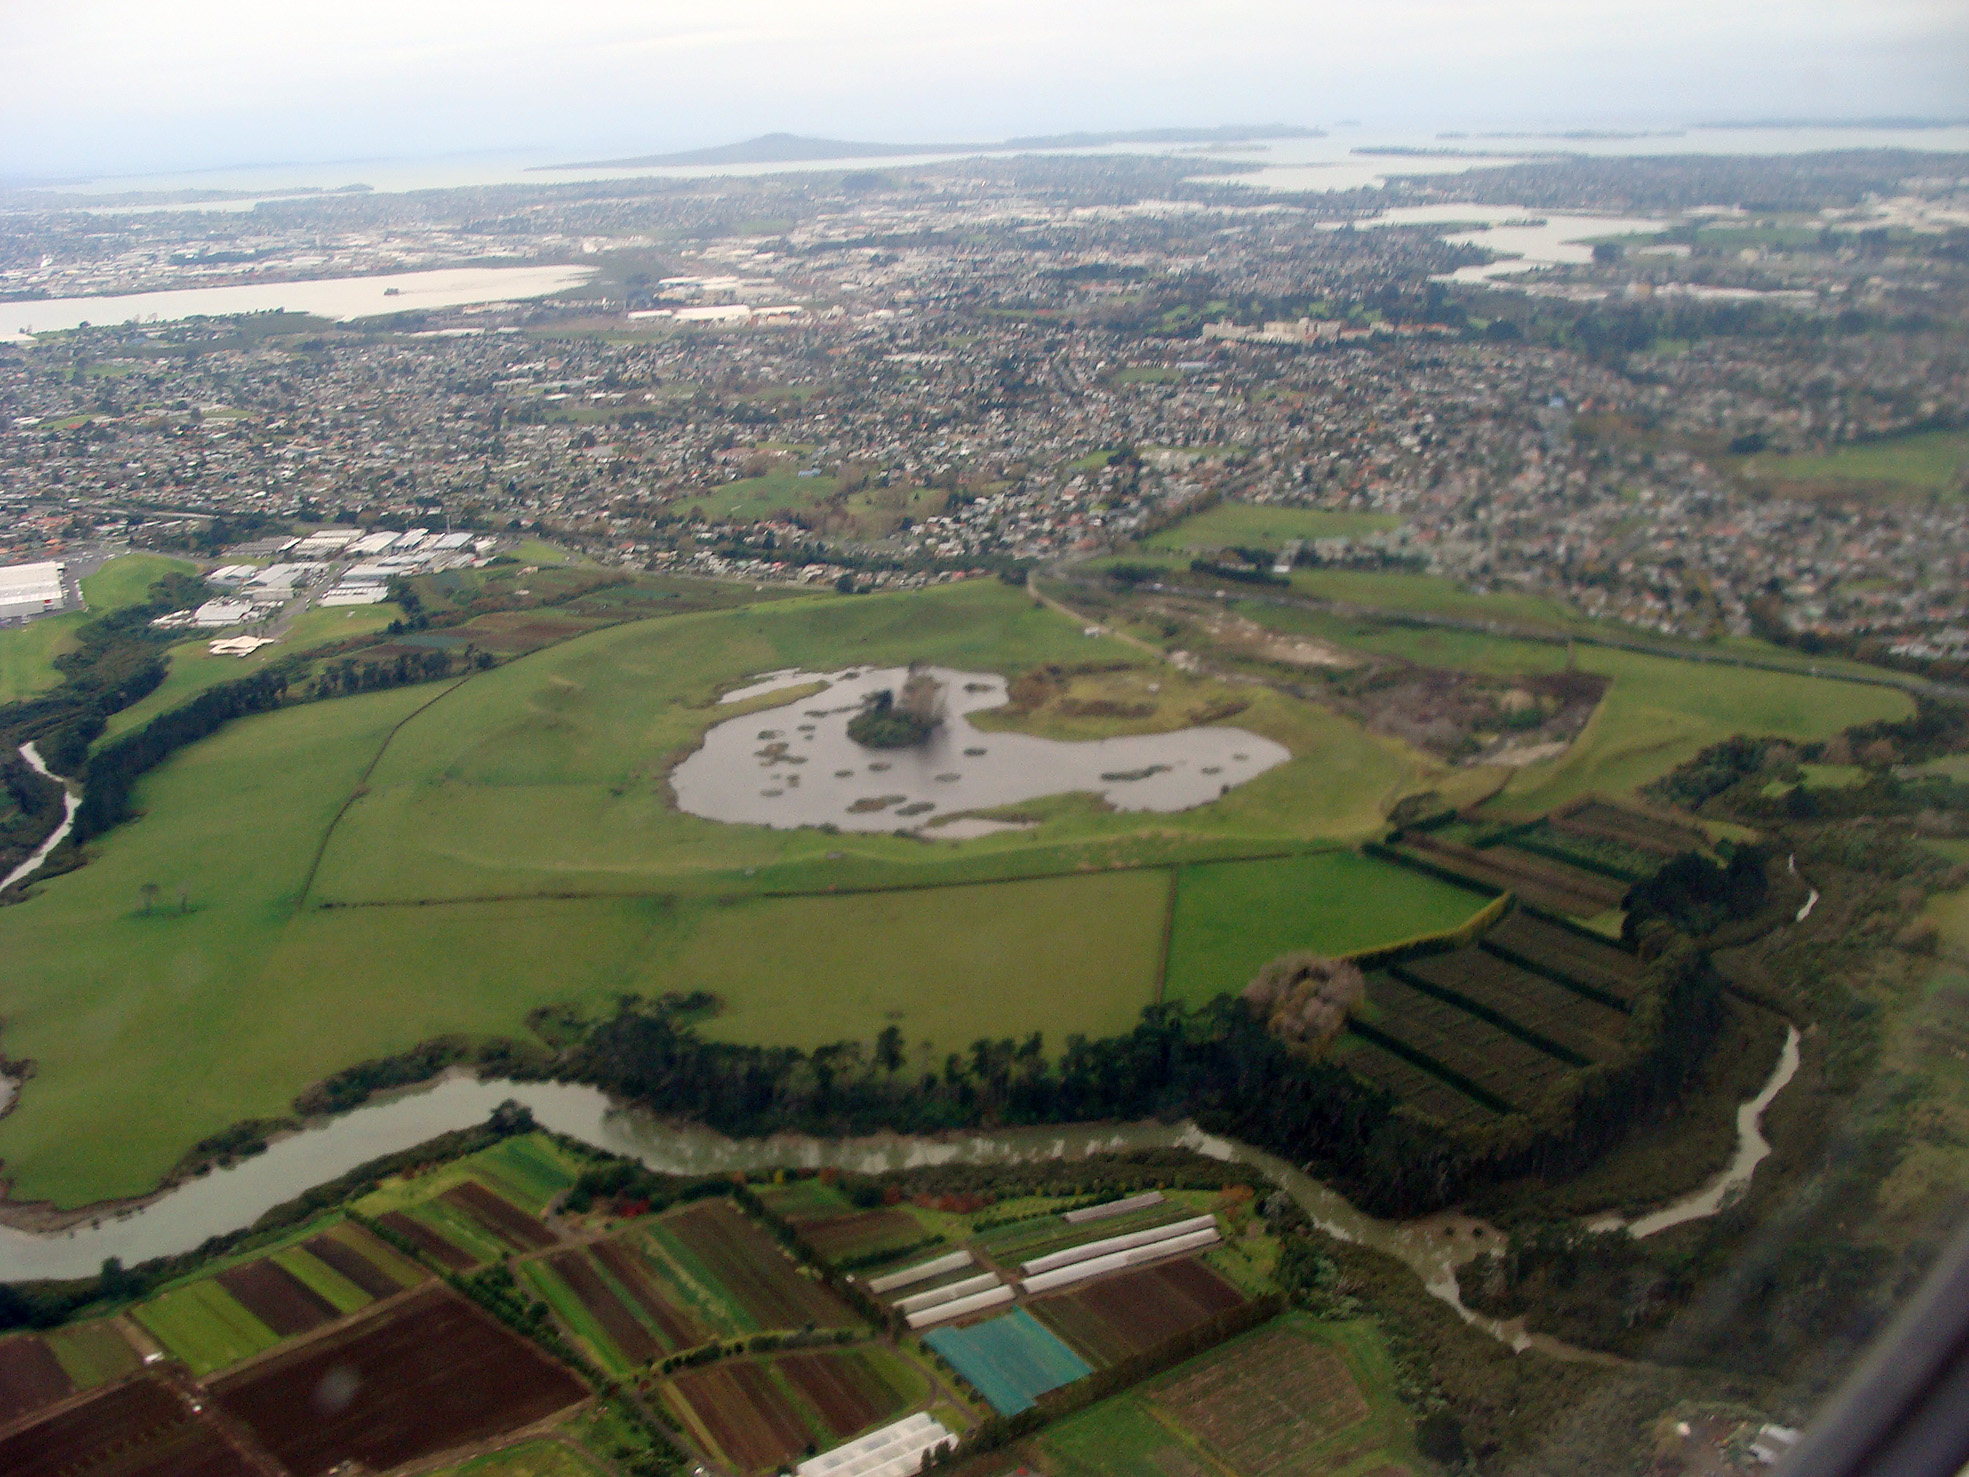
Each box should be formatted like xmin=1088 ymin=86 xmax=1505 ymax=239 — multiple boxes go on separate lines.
xmin=0 ymin=743 xmax=79 ymax=897
xmin=0 ymin=1028 xmax=1807 ymax=1359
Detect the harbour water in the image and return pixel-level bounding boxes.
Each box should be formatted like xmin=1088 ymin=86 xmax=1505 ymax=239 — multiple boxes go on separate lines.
xmin=0 ymin=264 xmax=599 ymax=341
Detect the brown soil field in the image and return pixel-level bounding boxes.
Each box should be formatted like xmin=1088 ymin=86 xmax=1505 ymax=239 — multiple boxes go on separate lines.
xmin=795 ymin=1209 xmax=923 ymax=1260
xmin=303 ymin=1233 xmax=410 ymax=1299
xmin=547 ymin=1250 xmax=657 ymax=1364
xmin=375 ymin=1211 xmax=476 ymax=1269
xmin=442 ymin=1181 xmax=558 ymax=1251
xmin=667 ymin=1360 xmax=813 ymax=1473
xmin=1154 ymin=1326 xmax=1370 ymax=1476
xmin=216 ymin=1258 xmax=340 ymax=1338
xmin=0 ymin=1336 xmax=73 ymax=1426
xmin=777 ymin=1349 xmax=907 ymax=1439
xmin=1031 ymin=1258 xmax=1245 ymax=1366
xmin=0 ymin=1376 xmax=254 ymax=1477
xmin=210 ymin=1286 xmax=585 ymax=1476
xmin=667 ymin=1201 xmax=858 ymax=1330
xmin=590 ymin=1240 xmax=702 ymax=1350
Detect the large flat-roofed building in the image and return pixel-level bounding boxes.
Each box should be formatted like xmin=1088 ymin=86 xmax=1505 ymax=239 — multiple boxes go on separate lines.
xmin=0 ymin=561 xmax=66 ymax=621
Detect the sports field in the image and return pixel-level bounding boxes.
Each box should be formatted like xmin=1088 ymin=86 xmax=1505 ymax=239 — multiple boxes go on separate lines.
xmin=1735 ymin=429 xmax=1969 ymax=494
xmin=1142 ymin=503 xmax=1401 ymax=553
xmin=0 ymin=554 xmax=194 ymax=704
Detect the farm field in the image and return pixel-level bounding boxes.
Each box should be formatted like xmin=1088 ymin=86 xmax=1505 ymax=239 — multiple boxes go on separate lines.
xmin=656 ymin=1200 xmax=860 ymax=1331
xmin=1142 ymin=504 xmax=1402 ymax=552
xmin=0 ymin=553 xmax=195 ymax=704
xmin=1388 ymin=833 xmax=1623 ymax=916
xmin=211 ymin=1286 xmax=586 ymax=1477
xmin=924 ymin=1309 xmax=1093 ymax=1415
xmin=0 ymin=1336 xmax=74 ymax=1426
xmin=0 ymin=1375 xmax=255 ymax=1477
xmin=1162 ymin=851 xmax=1492 ymax=1007
xmin=1038 ymin=1314 xmax=1419 ymax=1477
xmin=1028 ymin=1258 xmax=1246 ymax=1367
xmin=662 ymin=1345 xmax=925 ymax=1473
xmin=1330 ymin=906 xmax=1645 ymax=1125
xmin=42 ymin=1320 xmax=140 ymax=1388
xmin=131 ymin=1274 xmax=281 ymax=1376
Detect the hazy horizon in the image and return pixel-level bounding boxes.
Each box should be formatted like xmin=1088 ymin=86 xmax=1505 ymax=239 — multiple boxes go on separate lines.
xmin=6 ymin=0 xmax=1967 ymax=181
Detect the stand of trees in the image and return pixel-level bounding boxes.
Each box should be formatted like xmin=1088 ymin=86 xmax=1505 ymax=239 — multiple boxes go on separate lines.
xmin=74 ymin=668 xmax=290 ymax=841
xmin=564 ymin=939 xmax=1719 ymax=1219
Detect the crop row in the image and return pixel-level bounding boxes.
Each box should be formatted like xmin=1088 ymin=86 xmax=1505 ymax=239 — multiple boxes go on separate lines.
xmin=1555 ymin=799 xmax=1711 ymax=857
xmin=1360 ymin=974 xmax=1574 ymax=1113
xmin=1395 ymin=949 xmax=1628 ymax=1064
xmin=1483 ymin=911 xmax=1642 ymax=1004
xmin=1029 ymin=1257 xmax=1246 ymax=1368
xmin=1335 ymin=1036 xmax=1499 ymax=1128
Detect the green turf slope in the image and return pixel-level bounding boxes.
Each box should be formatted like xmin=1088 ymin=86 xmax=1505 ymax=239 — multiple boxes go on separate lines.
xmin=310 ymin=579 xmax=1426 ymax=904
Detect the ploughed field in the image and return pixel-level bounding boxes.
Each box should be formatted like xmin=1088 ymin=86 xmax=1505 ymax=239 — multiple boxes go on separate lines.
xmin=210 ymin=1286 xmax=586 ymax=1476
xmin=1335 ymin=907 xmax=1645 ymax=1127
xmin=660 ymin=1346 xmax=922 ymax=1474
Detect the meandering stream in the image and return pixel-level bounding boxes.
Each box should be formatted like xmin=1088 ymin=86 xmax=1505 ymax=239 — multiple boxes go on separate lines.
xmin=0 ymin=743 xmax=79 ymax=897
xmin=0 ymin=1027 xmax=1807 ymax=1360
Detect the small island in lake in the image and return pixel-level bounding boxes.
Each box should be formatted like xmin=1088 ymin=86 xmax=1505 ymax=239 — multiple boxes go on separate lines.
xmin=846 ymin=665 xmax=946 ymax=748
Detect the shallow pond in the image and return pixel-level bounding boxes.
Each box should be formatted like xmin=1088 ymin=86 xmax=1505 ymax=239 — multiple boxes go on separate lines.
xmin=671 ymin=665 xmax=1290 ymax=833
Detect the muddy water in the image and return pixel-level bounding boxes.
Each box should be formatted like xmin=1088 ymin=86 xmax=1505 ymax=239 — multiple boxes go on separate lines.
xmin=0 ymin=1028 xmax=1805 ymax=1358
xmin=672 ymin=665 xmax=1289 ymax=832
xmin=0 ymin=743 xmax=79 ymax=896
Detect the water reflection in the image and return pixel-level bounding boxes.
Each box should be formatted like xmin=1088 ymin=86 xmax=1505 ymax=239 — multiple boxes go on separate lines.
xmin=672 ymin=666 xmax=1289 ymax=832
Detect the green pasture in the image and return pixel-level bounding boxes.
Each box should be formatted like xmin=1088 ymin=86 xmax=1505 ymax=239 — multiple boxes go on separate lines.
xmin=0 ymin=580 xmax=1444 ymax=1206
xmin=271 ymin=1245 xmax=372 ymax=1315
xmin=1501 ymin=646 xmax=1909 ymax=812
xmin=131 ymin=1279 xmax=279 ymax=1376
xmin=1142 ymin=503 xmax=1401 ymax=553
xmin=100 ymin=602 xmax=401 ymax=743
xmin=1736 ymin=429 xmax=1969 ymax=494
xmin=0 ymin=554 xmax=195 ymax=703
xmin=311 ymin=580 xmax=1426 ymax=904
xmin=688 ymin=467 xmax=946 ymax=536
xmin=1230 ymin=602 xmax=1911 ymax=806
xmin=1162 ymin=851 xmax=1494 ymax=1007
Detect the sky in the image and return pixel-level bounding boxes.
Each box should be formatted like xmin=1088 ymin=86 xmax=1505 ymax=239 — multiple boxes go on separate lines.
xmin=5 ymin=0 xmax=1967 ymax=180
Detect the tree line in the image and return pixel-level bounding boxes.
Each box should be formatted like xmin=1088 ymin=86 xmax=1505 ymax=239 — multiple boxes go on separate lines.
xmin=562 ymin=940 xmax=1718 ymax=1219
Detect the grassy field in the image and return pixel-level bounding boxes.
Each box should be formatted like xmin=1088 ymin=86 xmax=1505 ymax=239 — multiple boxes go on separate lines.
xmin=43 ymin=1322 xmax=139 ymax=1387
xmin=687 ymin=468 xmax=946 ymax=537
xmin=1163 ymin=852 xmax=1493 ymax=1007
xmin=311 ymin=580 xmax=1427 ymax=904
xmin=0 ymin=580 xmax=1443 ymax=1206
xmin=0 ymin=554 xmax=195 ymax=703
xmin=130 ymin=1279 xmax=279 ymax=1375
xmin=1501 ymin=646 xmax=1909 ymax=812
xmin=1142 ymin=504 xmax=1402 ymax=552
xmin=100 ymin=602 xmax=401 ymax=743
xmin=1735 ymin=429 xmax=1969 ymax=494
xmin=1230 ymin=602 xmax=1911 ymax=807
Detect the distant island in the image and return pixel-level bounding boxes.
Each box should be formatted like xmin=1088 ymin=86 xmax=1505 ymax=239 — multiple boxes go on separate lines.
xmin=540 ymin=125 xmax=1321 ymax=172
